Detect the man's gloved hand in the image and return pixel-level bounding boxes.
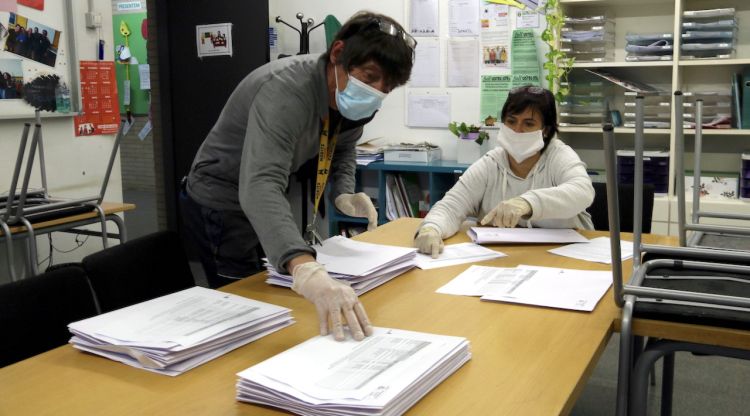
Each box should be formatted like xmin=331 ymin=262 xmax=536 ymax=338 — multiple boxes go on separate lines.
xmin=480 ymin=197 xmax=532 ymax=228
xmin=291 ymin=261 xmax=374 ymax=341
xmin=414 ymin=226 xmax=444 ymax=259
xmin=335 ymin=193 xmax=378 ymax=231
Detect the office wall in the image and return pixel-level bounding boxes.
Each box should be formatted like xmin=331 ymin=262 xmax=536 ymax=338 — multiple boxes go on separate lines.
xmin=269 ymin=0 xmax=549 ymax=160
xmin=0 ymin=0 xmax=120 ymax=278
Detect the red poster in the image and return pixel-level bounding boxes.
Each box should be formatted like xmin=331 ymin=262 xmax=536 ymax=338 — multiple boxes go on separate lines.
xmin=75 ymin=61 xmax=121 ymax=136
xmin=18 ymin=0 xmax=43 ymax=10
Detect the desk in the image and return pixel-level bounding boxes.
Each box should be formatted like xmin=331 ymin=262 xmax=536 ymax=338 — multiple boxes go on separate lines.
xmin=0 ymin=218 xmax=663 ymax=415
xmin=0 ymin=202 xmax=135 ymax=278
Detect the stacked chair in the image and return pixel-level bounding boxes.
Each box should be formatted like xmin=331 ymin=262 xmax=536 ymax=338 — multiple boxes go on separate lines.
xmin=1 ymin=115 xmax=124 ymax=280
xmin=603 ymin=93 xmax=750 ymax=416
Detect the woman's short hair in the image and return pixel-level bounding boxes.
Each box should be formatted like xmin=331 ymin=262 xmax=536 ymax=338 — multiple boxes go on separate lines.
xmin=322 ymin=11 xmax=414 ymax=91
xmin=500 ymin=85 xmax=559 ymax=150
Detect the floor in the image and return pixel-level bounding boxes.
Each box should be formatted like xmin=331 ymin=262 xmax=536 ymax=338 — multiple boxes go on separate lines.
xmin=122 ymin=190 xmax=750 ymax=415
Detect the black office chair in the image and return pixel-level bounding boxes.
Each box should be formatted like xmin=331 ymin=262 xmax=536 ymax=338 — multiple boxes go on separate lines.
xmin=0 ymin=265 xmax=99 ymax=367
xmin=588 ymin=181 xmax=655 ymax=233
xmin=81 ymin=230 xmax=195 ymax=313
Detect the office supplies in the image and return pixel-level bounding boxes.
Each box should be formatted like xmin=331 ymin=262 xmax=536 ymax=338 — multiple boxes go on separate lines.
xmin=236 ymin=327 xmax=471 ymax=416
xmin=468 ymin=227 xmax=588 ymax=244
xmin=68 ymin=286 xmax=293 ymax=376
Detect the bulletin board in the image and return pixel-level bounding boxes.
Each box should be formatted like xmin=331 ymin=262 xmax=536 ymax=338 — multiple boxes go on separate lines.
xmin=0 ymin=0 xmax=79 ymax=119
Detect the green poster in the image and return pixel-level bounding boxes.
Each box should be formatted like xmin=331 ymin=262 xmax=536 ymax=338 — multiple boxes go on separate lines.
xmin=510 ymin=29 xmax=541 ymax=86
xmin=480 ymin=74 xmax=512 ymax=121
xmin=112 ymin=0 xmax=149 ymax=115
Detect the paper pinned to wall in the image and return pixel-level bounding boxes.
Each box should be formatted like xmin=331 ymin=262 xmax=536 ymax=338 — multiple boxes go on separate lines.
xmin=480 ymin=74 xmax=512 ymax=120
xmin=449 ymin=0 xmax=479 ymax=37
xmin=409 ymin=38 xmax=441 ymax=88
xmin=515 ymin=9 xmax=539 ymax=28
xmin=448 ymin=39 xmax=479 ymax=87
xmin=407 ymin=93 xmax=451 ymax=128
xmin=410 ymin=0 xmax=440 ymax=37
xmin=138 ymin=64 xmax=150 ymax=90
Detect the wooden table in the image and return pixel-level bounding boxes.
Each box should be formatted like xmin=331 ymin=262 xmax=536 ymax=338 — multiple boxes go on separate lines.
xmin=1 ymin=202 xmax=135 ymax=278
xmin=0 ymin=218 xmax=667 ymax=415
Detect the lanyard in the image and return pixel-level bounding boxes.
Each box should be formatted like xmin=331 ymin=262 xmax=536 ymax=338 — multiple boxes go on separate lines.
xmin=305 ymin=116 xmax=340 ymax=246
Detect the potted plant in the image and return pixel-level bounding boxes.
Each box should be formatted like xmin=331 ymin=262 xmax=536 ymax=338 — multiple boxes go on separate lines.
xmin=448 ymin=121 xmax=491 ymax=164
xmin=448 ymin=121 xmax=490 ymax=145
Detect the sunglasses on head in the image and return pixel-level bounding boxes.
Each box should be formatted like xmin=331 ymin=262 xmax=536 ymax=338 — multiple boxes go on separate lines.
xmin=370 ymin=18 xmax=418 ymax=51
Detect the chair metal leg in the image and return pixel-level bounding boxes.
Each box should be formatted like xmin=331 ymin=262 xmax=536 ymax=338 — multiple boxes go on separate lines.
xmin=92 ymin=204 xmax=109 ymax=248
xmin=631 ymin=340 xmax=750 ymax=416
xmin=107 ymin=213 xmax=127 ymax=242
xmin=0 ymin=220 xmax=17 ymax=282
xmin=616 ymin=297 xmax=636 ymax=416
xmin=18 ymin=217 xmax=38 ymax=276
xmin=660 ymin=352 xmax=675 ymax=416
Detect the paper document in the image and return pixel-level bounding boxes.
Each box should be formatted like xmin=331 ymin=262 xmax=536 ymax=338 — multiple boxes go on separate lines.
xmin=468 ymin=227 xmax=589 ymax=244
xmin=480 ymin=265 xmax=613 ymax=311
xmin=548 ymin=236 xmax=634 ymax=264
xmin=416 ymin=242 xmax=506 ymax=270
xmin=447 ymin=39 xmax=479 ymax=87
xmin=436 ymin=265 xmax=527 ymax=296
xmin=407 ymin=93 xmax=451 ymax=127
xmin=409 ymin=38 xmax=441 ymax=87
xmin=236 ymin=327 xmax=471 ymax=415
xmin=410 ymin=0 xmax=440 ymax=36
xmin=449 ymin=0 xmax=480 ymax=37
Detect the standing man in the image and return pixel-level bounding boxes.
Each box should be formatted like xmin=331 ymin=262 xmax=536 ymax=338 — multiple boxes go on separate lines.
xmin=180 ymin=11 xmax=415 ymax=341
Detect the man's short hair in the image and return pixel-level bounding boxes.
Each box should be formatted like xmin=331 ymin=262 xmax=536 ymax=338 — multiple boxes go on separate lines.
xmin=323 ymin=11 xmax=414 ymax=91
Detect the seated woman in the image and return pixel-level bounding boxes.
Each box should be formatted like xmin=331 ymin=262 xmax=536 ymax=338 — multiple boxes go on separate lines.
xmin=415 ymin=85 xmax=595 ymax=257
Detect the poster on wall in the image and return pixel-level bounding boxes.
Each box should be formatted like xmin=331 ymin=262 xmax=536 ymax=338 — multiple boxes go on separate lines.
xmin=0 ymin=59 xmax=23 ymax=99
xmin=4 ymin=12 xmax=61 ymax=67
xmin=112 ymin=0 xmax=149 ymax=116
xmin=196 ymin=23 xmax=233 ymax=58
xmin=74 ymin=61 xmax=121 ymax=136
xmin=480 ymin=3 xmax=510 ymax=70
xmin=0 ymin=0 xmax=17 ymax=13
xmin=18 ymin=0 xmax=44 ymax=11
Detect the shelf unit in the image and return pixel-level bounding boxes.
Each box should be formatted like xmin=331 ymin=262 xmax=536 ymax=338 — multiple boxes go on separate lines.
xmin=560 ymin=0 xmax=750 ymax=234
xmin=327 ymin=160 xmax=470 ymax=236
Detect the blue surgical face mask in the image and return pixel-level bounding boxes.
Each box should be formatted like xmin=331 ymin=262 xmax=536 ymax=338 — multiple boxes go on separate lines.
xmin=334 ymin=66 xmax=387 ymax=120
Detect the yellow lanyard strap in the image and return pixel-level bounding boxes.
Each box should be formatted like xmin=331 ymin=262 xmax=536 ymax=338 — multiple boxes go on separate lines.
xmin=312 ymin=116 xmax=340 ymax=216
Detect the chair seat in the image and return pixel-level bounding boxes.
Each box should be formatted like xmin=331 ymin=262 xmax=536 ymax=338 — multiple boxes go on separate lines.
xmin=634 ymin=266 xmax=750 ymax=330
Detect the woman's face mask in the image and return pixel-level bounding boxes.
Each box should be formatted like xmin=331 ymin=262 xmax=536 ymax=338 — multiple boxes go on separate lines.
xmin=334 ymin=66 xmax=387 ymax=121
xmin=496 ymin=123 xmax=544 ymax=164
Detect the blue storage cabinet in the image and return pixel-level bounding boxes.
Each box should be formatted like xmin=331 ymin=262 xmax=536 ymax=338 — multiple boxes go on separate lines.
xmin=328 ymin=160 xmax=470 ymax=236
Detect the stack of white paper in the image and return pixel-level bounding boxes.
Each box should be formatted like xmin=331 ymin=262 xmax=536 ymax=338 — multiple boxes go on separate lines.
xmin=236 ymin=327 xmax=471 ymax=415
xmin=68 ymin=287 xmax=294 ymax=376
xmin=467 ymin=227 xmax=589 ymax=244
xmin=266 ymin=236 xmax=417 ymax=295
xmin=437 ymin=264 xmax=612 ymax=311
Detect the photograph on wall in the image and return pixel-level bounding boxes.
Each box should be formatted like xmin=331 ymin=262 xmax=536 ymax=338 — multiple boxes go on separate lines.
xmin=3 ymin=12 xmax=61 ymax=67
xmin=0 ymin=59 xmax=23 ymax=99
xmin=196 ymin=23 xmax=233 ymax=58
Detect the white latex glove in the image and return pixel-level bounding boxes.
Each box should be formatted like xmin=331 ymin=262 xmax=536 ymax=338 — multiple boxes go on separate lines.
xmin=480 ymin=197 xmax=532 ymax=228
xmin=291 ymin=262 xmax=374 ymax=341
xmin=414 ymin=226 xmax=444 ymax=259
xmin=335 ymin=193 xmax=378 ymax=231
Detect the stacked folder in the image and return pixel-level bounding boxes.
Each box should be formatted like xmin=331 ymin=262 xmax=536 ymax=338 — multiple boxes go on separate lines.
xmin=682 ymin=90 xmax=732 ymax=129
xmin=265 ymin=236 xmax=417 ymax=295
xmin=68 ymin=287 xmax=294 ymax=376
xmin=623 ymin=91 xmax=672 ymax=129
xmin=558 ymin=80 xmax=610 ymax=127
xmin=236 ymin=327 xmax=471 ymax=416
xmin=625 ymin=33 xmax=674 ymax=62
xmin=561 ymin=15 xmax=615 ymax=63
xmin=681 ymin=8 xmax=738 ymax=60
